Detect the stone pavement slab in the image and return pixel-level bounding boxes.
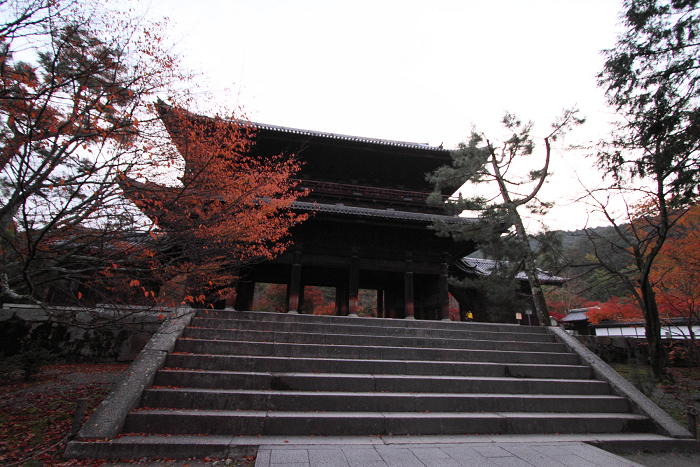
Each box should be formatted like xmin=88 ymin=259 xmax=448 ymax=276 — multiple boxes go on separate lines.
xmin=621 ymin=451 xmax=700 ymax=467
xmin=254 ymin=442 xmax=646 ymax=467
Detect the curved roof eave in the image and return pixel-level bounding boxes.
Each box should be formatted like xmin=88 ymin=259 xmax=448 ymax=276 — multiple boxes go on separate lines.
xmin=250 ymin=121 xmax=447 ymax=152
xmin=291 ymin=201 xmax=476 ymax=224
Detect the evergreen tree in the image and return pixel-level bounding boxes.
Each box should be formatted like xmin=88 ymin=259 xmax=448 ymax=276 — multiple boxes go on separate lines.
xmin=593 ymin=0 xmax=700 ymax=378
xmin=427 ymin=110 xmax=582 ymax=326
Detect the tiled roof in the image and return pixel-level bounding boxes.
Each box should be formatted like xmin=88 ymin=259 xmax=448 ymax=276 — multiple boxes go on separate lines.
xmin=561 ymin=311 xmax=590 ymax=323
xmin=252 ymin=122 xmax=447 ymax=152
xmin=454 ymin=257 xmax=568 ymax=284
xmin=156 ymin=101 xmax=447 ymax=152
xmin=291 ymin=201 xmax=476 ymax=224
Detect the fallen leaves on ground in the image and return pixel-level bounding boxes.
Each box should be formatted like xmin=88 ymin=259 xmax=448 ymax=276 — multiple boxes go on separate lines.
xmin=0 ymin=363 xmax=126 ymax=466
xmin=0 ymin=363 xmax=256 ymax=467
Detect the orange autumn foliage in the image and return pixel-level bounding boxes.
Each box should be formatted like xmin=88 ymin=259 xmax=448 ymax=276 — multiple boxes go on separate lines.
xmin=120 ymin=106 xmax=307 ymax=306
xmin=587 ymin=206 xmax=700 ymax=327
xmin=651 ymin=205 xmax=700 ymax=325
xmin=302 ymin=286 xmax=328 ymax=315
xmin=0 ymin=1 xmax=195 ymax=306
xmin=586 ymin=296 xmax=641 ymax=324
xmin=252 ymin=285 xmax=334 ymax=315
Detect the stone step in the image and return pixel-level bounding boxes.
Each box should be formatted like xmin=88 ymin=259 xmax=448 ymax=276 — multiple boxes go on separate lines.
xmin=141 ymin=388 xmax=631 ymax=413
xmin=182 ymin=327 xmax=565 ymax=353
xmin=173 ymin=338 xmax=582 ymax=365
xmin=190 ymin=317 xmax=555 ymax=342
xmin=165 ymin=353 xmax=594 ymax=379
xmin=123 ymin=410 xmax=653 ymax=436
xmin=64 ymin=434 xmax=700 ymax=461
xmin=66 ymin=308 xmax=693 ymax=462
xmin=196 ymin=309 xmax=550 ymax=335
xmin=153 ymin=370 xmax=612 ymax=395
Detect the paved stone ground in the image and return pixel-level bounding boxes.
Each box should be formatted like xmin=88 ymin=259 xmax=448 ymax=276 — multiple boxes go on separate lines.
xmin=253 ymin=442 xmax=646 ymax=467
xmin=621 ymin=451 xmax=700 ymax=467
xmin=101 ymin=460 xmax=253 ymax=466
xmin=95 ymin=448 xmax=700 ymax=467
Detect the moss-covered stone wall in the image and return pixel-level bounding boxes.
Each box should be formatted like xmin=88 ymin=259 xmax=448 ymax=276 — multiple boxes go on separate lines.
xmin=0 ymin=304 xmax=165 ymax=362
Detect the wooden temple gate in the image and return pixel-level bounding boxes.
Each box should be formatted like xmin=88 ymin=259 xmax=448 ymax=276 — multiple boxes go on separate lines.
xmin=222 ymin=120 xmax=478 ymax=320
xmin=128 ymin=106 xmax=480 ymax=320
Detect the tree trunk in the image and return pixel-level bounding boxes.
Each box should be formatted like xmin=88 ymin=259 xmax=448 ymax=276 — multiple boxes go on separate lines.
xmin=512 ymin=213 xmax=552 ymax=327
xmin=688 ymin=319 xmax=699 ymax=365
xmin=640 ymin=275 xmax=667 ymax=379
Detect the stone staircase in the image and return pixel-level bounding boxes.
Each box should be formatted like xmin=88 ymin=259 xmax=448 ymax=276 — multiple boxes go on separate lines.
xmin=120 ymin=309 xmax=653 ymax=438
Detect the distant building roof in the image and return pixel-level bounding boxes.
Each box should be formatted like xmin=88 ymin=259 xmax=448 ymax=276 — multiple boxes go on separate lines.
xmin=561 ymin=310 xmax=590 ymax=323
xmin=453 ymin=257 xmax=568 ymax=285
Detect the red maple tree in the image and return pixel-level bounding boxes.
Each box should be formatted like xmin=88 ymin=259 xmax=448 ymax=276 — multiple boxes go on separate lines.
xmin=586 ymin=206 xmax=700 ymax=359
xmin=0 ymin=0 xmax=195 ymax=307
xmin=119 ymin=105 xmax=307 ymax=307
xmin=586 ymin=296 xmax=641 ymax=324
xmin=650 ymin=205 xmax=700 ymax=360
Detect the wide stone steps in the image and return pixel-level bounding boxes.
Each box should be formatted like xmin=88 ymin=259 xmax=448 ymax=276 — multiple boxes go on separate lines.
xmin=190 ymin=317 xmax=555 ymax=342
xmin=141 ymin=388 xmax=630 ymax=413
xmin=195 ymin=310 xmax=551 ymax=335
xmin=174 ymin=339 xmax=580 ymax=365
xmin=123 ymin=410 xmax=652 ymax=436
xmin=119 ymin=309 xmax=656 ymax=439
xmin=153 ymin=369 xmax=611 ymax=395
xmin=165 ymin=353 xmax=595 ymax=379
xmin=182 ymin=327 xmax=565 ymax=352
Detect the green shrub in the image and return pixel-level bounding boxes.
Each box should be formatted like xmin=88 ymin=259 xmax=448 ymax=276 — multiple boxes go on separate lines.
xmin=0 ymin=343 xmax=58 ymax=382
xmin=17 ymin=343 xmax=57 ymax=381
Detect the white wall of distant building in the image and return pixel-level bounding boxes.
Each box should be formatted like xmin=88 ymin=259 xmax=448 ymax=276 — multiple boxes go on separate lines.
xmin=594 ymin=325 xmax=700 ymax=339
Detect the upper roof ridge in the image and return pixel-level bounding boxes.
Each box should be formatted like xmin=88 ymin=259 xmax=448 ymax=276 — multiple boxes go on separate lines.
xmin=250 ymin=121 xmax=447 ymax=152
xmin=155 ymin=100 xmax=448 ymax=153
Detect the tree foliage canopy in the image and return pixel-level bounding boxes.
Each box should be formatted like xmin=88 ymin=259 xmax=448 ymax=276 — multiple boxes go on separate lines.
xmin=427 ymin=111 xmax=582 ymax=326
xmin=588 ymin=206 xmax=700 ymax=324
xmin=119 ymin=106 xmax=306 ymax=307
xmin=0 ymin=0 xmax=184 ymax=305
xmin=0 ymin=1 xmax=305 ymax=309
xmin=599 ymin=0 xmax=700 ymax=202
xmin=594 ymin=0 xmax=700 ymax=377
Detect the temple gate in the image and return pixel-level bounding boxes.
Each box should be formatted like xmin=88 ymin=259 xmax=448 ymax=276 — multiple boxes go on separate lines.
xmin=230 ymin=121 xmax=477 ymax=319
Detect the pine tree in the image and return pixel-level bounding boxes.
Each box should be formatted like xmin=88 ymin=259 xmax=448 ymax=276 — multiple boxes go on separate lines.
xmin=427 ymin=110 xmax=582 ymax=326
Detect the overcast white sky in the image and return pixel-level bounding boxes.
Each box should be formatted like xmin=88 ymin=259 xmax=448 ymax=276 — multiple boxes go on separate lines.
xmin=145 ymin=0 xmax=626 ymax=231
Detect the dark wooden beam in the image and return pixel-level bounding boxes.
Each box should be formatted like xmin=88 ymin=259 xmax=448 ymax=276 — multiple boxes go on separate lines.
xmin=287 ymin=250 xmax=302 ymax=313
xmin=404 ymin=257 xmax=415 ymax=320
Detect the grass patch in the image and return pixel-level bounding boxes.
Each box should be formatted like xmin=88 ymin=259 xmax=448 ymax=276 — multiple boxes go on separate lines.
xmin=611 ymin=362 xmax=700 ymax=428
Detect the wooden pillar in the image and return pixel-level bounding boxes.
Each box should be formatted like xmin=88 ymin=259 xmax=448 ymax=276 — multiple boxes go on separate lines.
xmin=235 ymin=280 xmax=255 ymax=311
xmin=224 ymin=289 xmax=237 ymax=309
xmin=335 ymin=284 xmax=349 ymax=316
xmin=225 ymin=261 xmax=242 ymax=309
xmin=377 ymin=289 xmax=384 ymax=318
xmin=385 ymin=287 xmax=398 ymax=319
xmin=298 ymin=285 xmax=305 ymax=314
xmin=440 ymin=253 xmax=450 ymax=321
xmin=348 ymin=253 xmax=359 ymax=317
xmin=287 ymin=250 xmax=302 ymax=314
xmin=404 ymin=257 xmax=415 ymax=319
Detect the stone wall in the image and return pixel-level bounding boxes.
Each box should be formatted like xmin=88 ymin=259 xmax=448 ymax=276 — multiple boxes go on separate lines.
xmin=575 ymin=334 xmax=699 ymax=366
xmin=0 ymin=303 xmax=168 ymax=362
xmin=575 ymin=335 xmax=648 ymax=364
